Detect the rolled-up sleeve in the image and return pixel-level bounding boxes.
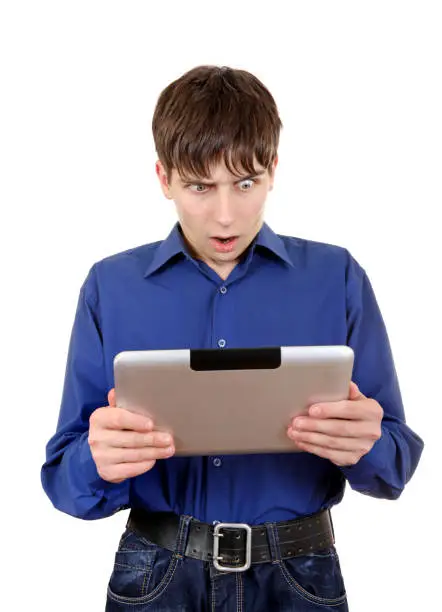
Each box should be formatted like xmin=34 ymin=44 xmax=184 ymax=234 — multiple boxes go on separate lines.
xmin=41 ymin=264 xmax=130 ymax=519
xmin=339 ymin=252 xmax=424 ymax=499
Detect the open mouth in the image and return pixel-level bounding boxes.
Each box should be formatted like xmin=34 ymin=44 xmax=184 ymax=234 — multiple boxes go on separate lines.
xmin=210 ymin=236 xmax=239 ymax=251
xmin=216 ymin=237 xmax=235 ymax=243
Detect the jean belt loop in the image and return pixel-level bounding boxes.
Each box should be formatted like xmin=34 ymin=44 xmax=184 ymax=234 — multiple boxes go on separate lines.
xmin=174 ymin=515 xmax=193 ymax=557
xmin=265 ymin=522 xmax=282 ymax=563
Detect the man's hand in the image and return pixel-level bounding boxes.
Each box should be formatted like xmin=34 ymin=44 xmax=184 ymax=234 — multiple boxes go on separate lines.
xmin=287 ymin=382 xmax=383 ymax=467
xmin=88 ymin=388 xmax=176 ymax=484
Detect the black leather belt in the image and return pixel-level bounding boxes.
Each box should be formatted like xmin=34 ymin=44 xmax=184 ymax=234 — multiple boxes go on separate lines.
xmin=126 ymin=508 xmax=335 ymax=573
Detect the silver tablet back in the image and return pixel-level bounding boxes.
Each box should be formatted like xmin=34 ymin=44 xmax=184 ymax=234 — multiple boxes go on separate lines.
xmin=114 ymin=345 xmax=354 ymax=455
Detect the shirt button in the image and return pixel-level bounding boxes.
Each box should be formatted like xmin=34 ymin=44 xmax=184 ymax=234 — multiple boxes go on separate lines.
xmin=213 ymin=457 xmax=222 ymax=467
xmin=220 ymin=286 xmax=227 ymax=294
xmin=218 ymin=339 xmax=226 ymax=348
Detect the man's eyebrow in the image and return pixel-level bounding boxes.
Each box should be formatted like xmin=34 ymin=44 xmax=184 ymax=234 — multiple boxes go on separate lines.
xmin=180 ymin=171 xmax=266 ymax=185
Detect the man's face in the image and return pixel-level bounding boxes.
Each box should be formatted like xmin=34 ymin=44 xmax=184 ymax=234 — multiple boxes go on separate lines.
xmin=156 ymin=157 xmax=277 ymax=278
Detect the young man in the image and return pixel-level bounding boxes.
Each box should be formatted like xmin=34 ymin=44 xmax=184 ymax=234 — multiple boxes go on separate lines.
xmin=41 ymin=65 xmax=424 ymax=611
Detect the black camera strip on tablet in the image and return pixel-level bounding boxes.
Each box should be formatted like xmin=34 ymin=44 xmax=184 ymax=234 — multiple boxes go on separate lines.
xmin=190 ymin=347 xmax=281 ymax=371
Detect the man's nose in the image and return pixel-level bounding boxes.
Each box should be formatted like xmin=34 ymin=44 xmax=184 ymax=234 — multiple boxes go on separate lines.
xmin=212 ymin=191 xmax=235 ymax=226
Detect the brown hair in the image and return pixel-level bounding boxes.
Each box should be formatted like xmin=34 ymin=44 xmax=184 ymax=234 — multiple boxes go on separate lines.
xmin=152 ymin=65 xmax=283 ymax=184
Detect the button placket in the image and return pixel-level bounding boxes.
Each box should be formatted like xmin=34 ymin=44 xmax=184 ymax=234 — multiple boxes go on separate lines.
xmin=216 ymin=285 xmax=228 ymax=347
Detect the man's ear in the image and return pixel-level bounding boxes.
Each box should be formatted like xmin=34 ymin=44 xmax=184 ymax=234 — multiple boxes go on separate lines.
xmin=155 ymin=160 xmax=173 ymax=199
xmin=269 ymin=155 xmax=278 ymax=190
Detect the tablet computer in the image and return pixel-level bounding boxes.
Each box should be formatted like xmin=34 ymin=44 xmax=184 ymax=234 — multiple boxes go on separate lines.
xmin=113 ymin=345 xmax=354 ymax=456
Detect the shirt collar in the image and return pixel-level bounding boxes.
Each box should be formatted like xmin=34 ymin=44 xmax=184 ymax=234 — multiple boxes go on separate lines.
xmin=144 ymin=221 xmax=294 ymax=278
xmin=143 ymin=223 xmax=188 ymax=277
xmin=254 ymin=222 xmax=294 ymax=268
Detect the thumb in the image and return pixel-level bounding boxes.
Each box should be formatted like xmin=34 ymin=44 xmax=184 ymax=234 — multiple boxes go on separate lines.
xmin=349 ymin=380 xmax=365 ymax=400
xmin=108 ymin=388 xmax=116 ymax=407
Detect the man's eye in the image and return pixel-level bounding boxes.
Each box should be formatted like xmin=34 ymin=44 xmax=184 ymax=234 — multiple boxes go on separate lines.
xmin=187 ymin=184 xmax=209 ymax=192
xmin=238 ymin=179 xmax=255 ymax=190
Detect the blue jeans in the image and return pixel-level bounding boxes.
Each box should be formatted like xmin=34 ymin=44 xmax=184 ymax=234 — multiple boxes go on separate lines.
xmin=105 ymin=514 xmax=349 ymax=611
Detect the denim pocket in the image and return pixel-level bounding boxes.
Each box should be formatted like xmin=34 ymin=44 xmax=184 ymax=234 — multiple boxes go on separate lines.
xmin=279 ymin=547 xmax=347 ymax=607
xmin=107 ymin=529 xmax=180 ymax=606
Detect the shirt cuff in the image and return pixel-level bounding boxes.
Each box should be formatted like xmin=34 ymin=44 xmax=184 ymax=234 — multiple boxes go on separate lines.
xmin=339 ymin=425 xmax=392 ymax=485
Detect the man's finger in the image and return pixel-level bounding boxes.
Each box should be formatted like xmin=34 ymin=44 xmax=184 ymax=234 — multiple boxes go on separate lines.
xmin=349 ymin=381 xmax=365 ymax=400
xmin=108 ymin=388 xmax=116 ymax=407
xmin=95 ymin=406 xmax=154 ymax=432
xmin=288 ymin=428 xmax=373 ymax=453
xmin=290 ymin=416 xmax=372 ymax=438
xmin=308 ymin=399 xmax=363 ymax=420
xmin=294 ymin=441 xmax=360 ymax=467
xmin=103 ymin=429 xmax=174 ymax=449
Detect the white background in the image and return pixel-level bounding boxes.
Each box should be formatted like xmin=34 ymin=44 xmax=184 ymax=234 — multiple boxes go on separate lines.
xmin=1 ymin=1 xmax=441 ymax=610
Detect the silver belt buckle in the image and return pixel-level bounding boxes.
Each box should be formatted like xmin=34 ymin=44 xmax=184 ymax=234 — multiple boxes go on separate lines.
xmin=213 ymin=523 xmax=252 ymax=572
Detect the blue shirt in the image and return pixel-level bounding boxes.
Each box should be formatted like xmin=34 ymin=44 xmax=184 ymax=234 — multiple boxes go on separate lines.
xmin=41 ymin=222 xmax=423 ymax=523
